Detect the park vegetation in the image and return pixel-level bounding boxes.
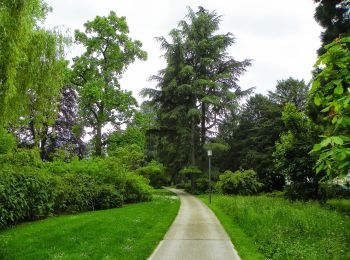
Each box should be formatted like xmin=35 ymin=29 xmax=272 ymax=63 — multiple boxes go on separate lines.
xmin=0 ymin=0 xmax=349 ymax=259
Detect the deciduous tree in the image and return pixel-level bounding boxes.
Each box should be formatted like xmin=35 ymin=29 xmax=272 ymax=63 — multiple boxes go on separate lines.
xmin=72 ymin=11 xmax=147 ymax=156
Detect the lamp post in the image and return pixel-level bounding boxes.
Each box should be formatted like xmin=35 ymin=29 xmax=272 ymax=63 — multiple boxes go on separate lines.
xmin=207 ymin=149 xmax=212 ymax=204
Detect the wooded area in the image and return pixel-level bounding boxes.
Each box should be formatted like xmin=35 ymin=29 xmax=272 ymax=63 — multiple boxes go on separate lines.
xmin=0 ymin=2 xmax=349 ymax=258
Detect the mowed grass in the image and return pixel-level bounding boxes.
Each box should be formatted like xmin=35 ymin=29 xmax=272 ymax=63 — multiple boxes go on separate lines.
xmin=201 ymin=195 xmax=350 ymax=260
xmin=0 ymin=189 xmax=179 ymax=260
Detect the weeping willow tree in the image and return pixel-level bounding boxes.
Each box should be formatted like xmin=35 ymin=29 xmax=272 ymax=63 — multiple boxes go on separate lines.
xmin=0 ymin=0 xmax=69 ymax=153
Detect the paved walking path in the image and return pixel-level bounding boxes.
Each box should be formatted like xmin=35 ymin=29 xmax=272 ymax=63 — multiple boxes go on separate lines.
xmin=149 ymin=188 xmax=240 ymax=260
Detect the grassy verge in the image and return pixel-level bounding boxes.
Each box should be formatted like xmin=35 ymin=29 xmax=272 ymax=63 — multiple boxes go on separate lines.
xmin=199 ymin=196 xmax=264 ymax=260
xmin=201 ymin=195 xmax=350 ymax=260
xmin=0 ymin=190 xmax=179 ymax=260
xmin=325 ymin=198 xmax=350 ymax=216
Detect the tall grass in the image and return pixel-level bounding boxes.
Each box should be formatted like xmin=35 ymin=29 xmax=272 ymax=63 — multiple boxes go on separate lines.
xmin=213 ymin=195 xmax=350 ymax=259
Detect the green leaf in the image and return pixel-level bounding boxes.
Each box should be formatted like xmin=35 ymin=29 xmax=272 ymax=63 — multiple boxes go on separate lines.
xmin=316 ymin=163 xmax=324 ymax=174
xmin=332 ymin=116 xmax=338 ymax=124
xmin=320 ymin=138 xmax=331 ymax=147
xmin=334 ymin=84 xmax=343 ymax=95
xmin=314 ymin=94 xmax=321 ymax=106
xmin=333 ymin=151 xmax=347 ymax=161
xmin=312 ymin=143 xmax=322 ymax=152
xmin=331 ymin=136 xmax=344 ymax=145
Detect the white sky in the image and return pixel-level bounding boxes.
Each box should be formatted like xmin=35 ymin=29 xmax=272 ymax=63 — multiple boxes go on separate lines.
xmin=45 ymin=0 xmax=322 ymax=102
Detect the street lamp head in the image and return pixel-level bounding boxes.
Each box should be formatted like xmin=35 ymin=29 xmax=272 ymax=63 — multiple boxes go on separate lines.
xmin=207 ymin=149 xmax=212 ymax=157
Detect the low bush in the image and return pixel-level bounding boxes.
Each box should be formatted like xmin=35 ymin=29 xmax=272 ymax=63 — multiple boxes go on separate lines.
xmin=93 ymin=184 xmax=124 ymax=210
xmin=215 ymin=169 xmax=263 ymax=195
xmin=0 ymin=157 xmax=152 ymax=229
xmin=284 ymin=182 xmax=319 ymax=201
xmin=136 ymin=160 xmax=169 ymax=188
xmin=0 ymin=167 xmax=55 ymax=227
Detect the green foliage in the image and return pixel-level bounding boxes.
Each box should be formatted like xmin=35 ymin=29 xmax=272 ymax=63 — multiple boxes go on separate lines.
xmin=311 ymin=36 xmax=350 ymax=179
xmin=47 ymin=158 xmax=153 ymax=204
xmin=203 ymin=142 xmax=229 ymax=152
xmin=71 ymin=11 xmax=147 ymax=156
xmin=0 ymin=148 xmax=42 ymax=167
xmin=108 ymin=144 xmax=144 ymax=169
xmin=0 ymin=0 xmax=48 ymax=125
xmin=0 ymin=0 xmax=69 ymax=135
xmin=136 ymin=161 xmax=168 ymax=188
xmin=108 ymin=126 xmax=146 ymax=152
xmin=268 ymin=78 xmax=309 ymax=110
xmin=0 ymin=129 xmax=16 ymax=154
xmin=0 ymin=167 xmax=54 ymax=227
xmin=179 ymin=166 xmax=202 ymax=175
xmin=216 ymin=94 xmax=285 ymax=191
xmin=210 ymin=195 xmax=350 ymax=259
xmin=107 ymin=125 xmax=146 ymax=168
xmin=215 ymin=170 xmax=263 ymax=195
xmin=314 ymin=0 xmax=350 ymax=54
xmin=143 ymin=7 xmax=250 ymax=182
xmin=274 ymin=104 xmax=321 ymax=200
xmin=0 ymin=157 xmax=152 ymax=228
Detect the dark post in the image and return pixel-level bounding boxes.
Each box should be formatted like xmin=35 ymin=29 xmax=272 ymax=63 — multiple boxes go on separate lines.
xmin=208 ymin=149 xmax=212 ymax=204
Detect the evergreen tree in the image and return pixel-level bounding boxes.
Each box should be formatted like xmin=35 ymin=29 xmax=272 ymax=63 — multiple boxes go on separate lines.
xmin=143 ymin=7 xmax=250 ymax=187
xmin=314 ymin=0 xmax=350 ymax=54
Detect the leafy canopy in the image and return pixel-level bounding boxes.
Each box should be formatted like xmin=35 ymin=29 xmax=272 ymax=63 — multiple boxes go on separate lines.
xmin=311 ymin=36 xmax=350 ymax=179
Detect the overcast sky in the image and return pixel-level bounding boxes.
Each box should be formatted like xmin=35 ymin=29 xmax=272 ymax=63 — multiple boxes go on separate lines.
xmin=45 ymin=0 xmax=322 ymax=102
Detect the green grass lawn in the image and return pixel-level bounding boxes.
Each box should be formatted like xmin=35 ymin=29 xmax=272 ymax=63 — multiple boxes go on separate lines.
xmin=0 ymin=189 xmax=179 ymax=260
xmin=200 ymin=195 xmax=350 ymax=260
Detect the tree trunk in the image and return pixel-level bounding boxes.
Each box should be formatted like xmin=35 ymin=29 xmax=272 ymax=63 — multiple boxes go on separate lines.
xmin=95 ymin=122 xmax=102 ymax=156
xmin=201 ymin=102 xmax=206 ymax=147
xmin=40 ymin=124 xmax=49 ymax=160
xmin=190 ymin=117 xmax=196 ymax=192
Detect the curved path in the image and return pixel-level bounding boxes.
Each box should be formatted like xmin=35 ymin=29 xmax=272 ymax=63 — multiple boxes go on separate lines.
xmin=149 ymin=188 xmax=240 ymax=260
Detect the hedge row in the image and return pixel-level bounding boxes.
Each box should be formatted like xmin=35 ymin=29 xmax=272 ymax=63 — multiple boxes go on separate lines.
xmin=0 ymin=157 xmax=152 ymax=229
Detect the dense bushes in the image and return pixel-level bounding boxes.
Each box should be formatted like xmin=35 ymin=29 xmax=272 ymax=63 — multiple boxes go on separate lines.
xmin=0 ymin=167 xmax=54 ymax=227
xmin=215 ymin=169 xmax=263 ymax=195
xmin=136 ymin=160 xmax=169 ymax=188
xmin=0 ymin=155 xmax=152 ymax=229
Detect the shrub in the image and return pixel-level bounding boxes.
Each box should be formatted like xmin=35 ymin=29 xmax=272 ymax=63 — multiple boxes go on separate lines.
xmin=284 ymin=182 xmax=320 ymax=201
xmin=215 ymin=169 xmax=263 ymax=195
xmin=183 ymin=178 xmax=209 ymax=194
xmin=93 ymin=184 xmax=123 ymax=210
xmin=0 ymin=167 xmax=54 ymax=227
xmin=136 ymin=160 xmax=169 ymax=188
xmin=46 ymin=158 xmax=152 ymax=204
xmin=123 ymin=174 xmax=153 ymax=203
xmin=0 ymin=148 xmax=42 ymax=167
xmin=53 ymin=173 xmax=97 ymax=213
xmin=0 ymin=157 xmax=153 ymax=229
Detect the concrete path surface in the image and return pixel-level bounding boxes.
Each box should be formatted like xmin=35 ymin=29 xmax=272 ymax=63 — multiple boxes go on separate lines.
xmin=149 ymin=188 xmax=240 ymax=260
